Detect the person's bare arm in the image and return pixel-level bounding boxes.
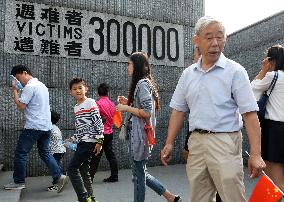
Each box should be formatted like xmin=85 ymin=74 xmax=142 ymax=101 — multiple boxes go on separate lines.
xmin=255 ymin=57 xmax=271 ymax=80
xmin=12 ymin=83 xmax=26 ymax=110
xmin=161 ymin=109 xmax=186 ymax=166
xmin=242 ymin=111 xmax=266 ymax=178
xmin=116 ymin=104 xmax=150 ymax=119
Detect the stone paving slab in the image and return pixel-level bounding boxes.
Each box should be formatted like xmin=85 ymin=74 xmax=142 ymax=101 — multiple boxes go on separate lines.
xmin=0 ymin=171 xmax=22 ymax=202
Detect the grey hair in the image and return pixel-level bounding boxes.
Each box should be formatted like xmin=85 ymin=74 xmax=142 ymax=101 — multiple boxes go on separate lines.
xmin=194 ymin=16 xmax=225 ymax=35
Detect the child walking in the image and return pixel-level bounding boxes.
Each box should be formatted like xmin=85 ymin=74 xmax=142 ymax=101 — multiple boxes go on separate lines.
xmin=47 ymin=111 xmax=66 ymax=191
xmin=90 ymin=83 xmax=118 ymax=183
xmin=66 ymin=77 xmax=104 ymax=202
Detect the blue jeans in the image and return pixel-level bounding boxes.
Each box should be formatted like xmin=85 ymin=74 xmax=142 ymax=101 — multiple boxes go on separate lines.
xmin=67 ymin=142 xmax=95 ymax=201
xmin=53 ymin=153 xmax=65 ymax=173
xmin=132 ymin=159 xmax=166 ymax=202
xmin=13 ymin=129 xmax=62 ymax=184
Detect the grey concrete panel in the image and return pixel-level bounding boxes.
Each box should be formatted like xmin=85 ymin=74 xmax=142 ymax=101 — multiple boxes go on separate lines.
xmin=152 ymin=65 xmax=184 ymax=92
xmin=184 ymin=56 xmax=193 ymax=68
xmin=2 ymin=128 xmax=21 ymax=171
xmin=0 ymin=0 xmax=5 ymax=42
xmin=183 ymin=25 xmax=195 ymax=59
xmin=0 ymin=43 xmax=4 ymax=85
xmin=225 ymin=38 xmax=284 ymax=80
xmin=2 ymin=53 xmax=51 ymax=85
xmin=225 ymin=11 xmax=284 ymax=56
xmin=48 ymin=57 xmax=95 ymax=88
xmin=0 ymin=129 xmax=3 ymax=163
xmin=0 ymin=86 xmax=25 ymax=131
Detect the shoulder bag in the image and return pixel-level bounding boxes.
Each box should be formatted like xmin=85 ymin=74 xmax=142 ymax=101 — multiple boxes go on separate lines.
xmin=257 ymin=71 xmax=278 ymax=119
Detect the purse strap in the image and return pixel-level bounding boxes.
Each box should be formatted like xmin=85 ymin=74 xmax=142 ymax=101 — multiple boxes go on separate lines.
xmin=123 ymin=112 xmax=132 ymax=124
xmin=266 ymin=71 xmax=278 ymax=97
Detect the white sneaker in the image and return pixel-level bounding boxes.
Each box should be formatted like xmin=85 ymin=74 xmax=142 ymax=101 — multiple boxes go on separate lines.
xmin=47 ymin=184 xmax=58 ymax=192
xmin=56 ymin=175 xmax=69 ymax=193
xmin=3 ymin=182 xmax=26 ymax=190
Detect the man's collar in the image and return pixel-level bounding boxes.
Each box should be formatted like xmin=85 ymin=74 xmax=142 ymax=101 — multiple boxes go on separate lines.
xmin=214 ymin=53 xmax=226 ymax=69
xmin=194 ymin=52 xmax=226 ymax=70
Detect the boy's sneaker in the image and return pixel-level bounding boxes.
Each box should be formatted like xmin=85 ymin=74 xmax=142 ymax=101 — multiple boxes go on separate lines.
xmin=47 ymin=184 xmax=58 ymax=192
xmin=56 ymin=174 xmax=69 ymax=193
xmin=76 ymin=197 xmax=97 ymax=202
xmin=3 ymin=182 xmax=26 ymax=190
xmin=89 ymin=196 xmax=98 ymax=202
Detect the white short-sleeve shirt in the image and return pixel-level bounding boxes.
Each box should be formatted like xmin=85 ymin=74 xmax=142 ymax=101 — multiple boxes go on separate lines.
xmin=19 ymin=78 xmax=52 ymax=131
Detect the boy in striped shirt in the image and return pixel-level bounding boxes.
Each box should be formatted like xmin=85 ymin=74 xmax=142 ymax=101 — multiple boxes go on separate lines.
xmin=65 ymin=77 xmax=104 ymax=202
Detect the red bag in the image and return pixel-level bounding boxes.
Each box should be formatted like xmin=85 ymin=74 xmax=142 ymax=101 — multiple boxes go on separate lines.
xmin=113 ymin=111 xmax=122 ymax=128
xmin=144 ymin=125 xmax=156 ymax=145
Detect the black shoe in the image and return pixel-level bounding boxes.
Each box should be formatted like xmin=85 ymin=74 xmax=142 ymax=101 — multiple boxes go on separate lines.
xmin=173 ymin=195 xmax=182 ymax=202
xmin=103 ymin=176 xmax=118 ymax=182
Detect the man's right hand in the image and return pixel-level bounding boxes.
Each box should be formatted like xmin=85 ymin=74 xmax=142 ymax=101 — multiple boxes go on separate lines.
xmin=161 ymin=144 xmax=173 ymax=166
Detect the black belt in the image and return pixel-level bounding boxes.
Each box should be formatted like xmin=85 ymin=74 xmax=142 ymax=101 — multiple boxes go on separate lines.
xmin=194 ymin=129 xmax=239 ymax=134
xmin=194 ymin=129 xmax=216 ymax=134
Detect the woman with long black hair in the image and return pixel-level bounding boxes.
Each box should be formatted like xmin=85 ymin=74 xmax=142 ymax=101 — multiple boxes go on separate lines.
xmin=116 ymin=52 xmax=181 ymax=202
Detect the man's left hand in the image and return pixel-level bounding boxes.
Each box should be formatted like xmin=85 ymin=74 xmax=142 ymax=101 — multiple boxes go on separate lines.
xmin=248 ymin=154 xmax=266 ymax=178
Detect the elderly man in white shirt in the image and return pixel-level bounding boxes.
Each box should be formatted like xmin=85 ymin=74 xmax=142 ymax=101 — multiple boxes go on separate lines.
xmin=161 ymin=16 xmax=265 ymax=202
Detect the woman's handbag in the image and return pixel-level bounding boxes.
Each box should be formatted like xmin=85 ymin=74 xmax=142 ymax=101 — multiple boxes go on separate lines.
xmin=113 ymin=111 xmax=122 ymax=128
xmin=118 ymin=123 xmax=127 ymax=141
xmin=144 ymin=124 xmax=156 ymax=145
xmin=118 ymin=113 xmax=131 ymax=141
xmin=257 ymin=71 xmax=278 ymax=119
xmin=143 ymin=116 xmax=156 ymax=146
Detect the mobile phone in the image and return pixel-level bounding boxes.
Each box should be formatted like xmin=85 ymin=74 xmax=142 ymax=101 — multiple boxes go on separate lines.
xmin=10 ymin=75 xmax=23 ymax=90
xmin=10 ymin=75 xmax=17 ymax=81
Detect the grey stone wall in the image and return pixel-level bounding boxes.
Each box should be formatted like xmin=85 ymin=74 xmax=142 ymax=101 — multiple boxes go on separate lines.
xmin=0 ymin=0 xmax=204 ymax=176
xmin=225 ymin=11 xmax=284 ymax=162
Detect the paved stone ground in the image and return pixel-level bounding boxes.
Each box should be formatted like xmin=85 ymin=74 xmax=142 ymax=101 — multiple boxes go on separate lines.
xmin=0 ymin=171 xmax=22 ymax=202
xmin=0 ymin=164 xmax=262 ymax=202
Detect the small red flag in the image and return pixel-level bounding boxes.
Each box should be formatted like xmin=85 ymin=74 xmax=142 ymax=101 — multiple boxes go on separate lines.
xmin=249 ymin=175 xmax=284 ymax=202
xmin=113 ymin=111 xmax=122 ymax=128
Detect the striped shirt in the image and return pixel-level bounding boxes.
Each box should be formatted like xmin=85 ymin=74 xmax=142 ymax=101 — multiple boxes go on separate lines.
xmin=71 ymin=98 xmax=104 ymax=143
